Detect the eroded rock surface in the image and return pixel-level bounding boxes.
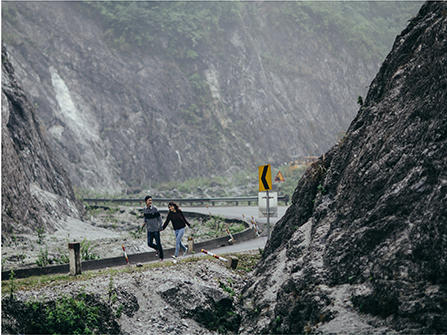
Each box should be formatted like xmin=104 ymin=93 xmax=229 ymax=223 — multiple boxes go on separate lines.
xmin=2 ymin=44 xmax=83 ymax=243
xmin=239 ymin=2 xmax=447 ymax=333
xmin=2 ymin=1 xmax=403 ymax=191
xmin=159 ymin=278 xmax=241 ymax=332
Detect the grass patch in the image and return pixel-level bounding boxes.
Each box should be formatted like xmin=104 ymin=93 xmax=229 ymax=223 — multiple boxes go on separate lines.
xmin=2 ymin=252 xmax=260 ymax=294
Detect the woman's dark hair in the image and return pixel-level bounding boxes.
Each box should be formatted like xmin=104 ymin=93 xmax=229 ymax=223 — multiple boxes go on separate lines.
xmin=168 ymin=202 xmax=179 ymax=211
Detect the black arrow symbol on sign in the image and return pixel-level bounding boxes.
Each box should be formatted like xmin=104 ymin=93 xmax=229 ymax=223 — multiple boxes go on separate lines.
xmin=261 ymin=165 xmax=270 ymax=190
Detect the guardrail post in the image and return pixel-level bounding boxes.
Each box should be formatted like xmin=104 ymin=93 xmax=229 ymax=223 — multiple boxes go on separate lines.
xmin=227 ymin=256 xmax=239 ymax=269
xmin=68 ymin=242 xmax=81 ymax=276
xmin=188 ymin=237 xmax=194 ymax=252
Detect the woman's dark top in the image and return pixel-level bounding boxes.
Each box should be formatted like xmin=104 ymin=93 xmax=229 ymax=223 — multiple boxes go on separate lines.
xmin=162 ymin=210 xmax=191 ymax=231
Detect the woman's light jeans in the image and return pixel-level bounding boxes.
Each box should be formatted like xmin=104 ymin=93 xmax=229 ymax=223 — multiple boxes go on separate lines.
xmin=175 ymin=227 xmax=187 ymax=257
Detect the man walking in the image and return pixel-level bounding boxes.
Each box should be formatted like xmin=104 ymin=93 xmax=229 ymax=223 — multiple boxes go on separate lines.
xmin=142 ymin=195 xmax=164 ymax=261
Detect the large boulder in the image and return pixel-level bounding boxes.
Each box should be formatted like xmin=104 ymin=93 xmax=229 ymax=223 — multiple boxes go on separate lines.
xmin=239 ymin=2 xmax=447 ymax=333
xmin=158 ymin=278 xmax=241 ymax=333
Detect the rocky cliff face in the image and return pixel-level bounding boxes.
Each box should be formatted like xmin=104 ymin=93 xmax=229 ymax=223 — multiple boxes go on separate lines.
xmin=2 ymin=44 xmax=83 ymax=242
xmin=239 ymin=2 xmax=447 ymax=333
xmin=1 ymin=1 xmax=410 ymax=192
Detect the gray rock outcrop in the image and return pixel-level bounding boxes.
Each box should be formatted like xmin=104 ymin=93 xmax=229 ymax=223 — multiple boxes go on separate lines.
xmin=1 ymin=2 xmax=417 ymax=191
xmin=239 ymin=2 xmax=447 ymax=333
xmin=158 ymin=278 xmax=241 ymax=333
xmin=2 ymin=44 xmax=83 ymax=242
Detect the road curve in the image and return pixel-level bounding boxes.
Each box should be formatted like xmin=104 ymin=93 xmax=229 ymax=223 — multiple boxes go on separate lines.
xmin=182 ymin=205 xmax=289 ymax=255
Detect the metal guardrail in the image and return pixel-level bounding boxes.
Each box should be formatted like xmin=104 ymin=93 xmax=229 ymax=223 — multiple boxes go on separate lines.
xmin=82 ymin=195 xmax=289 ymax=206
xmin=1 ymin=226 xmax=258 ymax=280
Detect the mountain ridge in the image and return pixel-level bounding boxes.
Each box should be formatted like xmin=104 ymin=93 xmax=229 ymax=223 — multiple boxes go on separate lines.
xmin=1 ymin=1 xmax=421 ymax=192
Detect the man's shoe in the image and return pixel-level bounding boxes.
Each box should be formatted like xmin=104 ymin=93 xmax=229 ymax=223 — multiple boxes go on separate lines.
xmin=159 ymin=258 xmax=164 ymax=262
xmin=183 ymin=247 xmax=188 ymax=256
xmin=155 ymin=250 xmax=159 ymax=257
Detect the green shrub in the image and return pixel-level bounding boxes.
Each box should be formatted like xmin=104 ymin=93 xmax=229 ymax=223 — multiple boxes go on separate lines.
xmin=36 ymin=247 xmax=49 ymax=267
xmin=8 ymin=269 xmax=16 ymax=300
xmin=25 ymin=293 xmax=113 ymax=334
xmin=80 ymin=239 xmax=100 ymax=261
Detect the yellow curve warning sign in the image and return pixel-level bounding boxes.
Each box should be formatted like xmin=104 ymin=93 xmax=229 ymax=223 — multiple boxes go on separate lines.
xmin=258 ymin=164 xmax=272 ymax=192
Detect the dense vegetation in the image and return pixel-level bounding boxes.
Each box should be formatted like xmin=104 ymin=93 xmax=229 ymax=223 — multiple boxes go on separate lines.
xmin=82 ymin=1 xmax=242 ymax=60
xmin=271 ymin=2 xmax=422 ymax=62
xmin=82 ymin=1 xmax=421 ymax=64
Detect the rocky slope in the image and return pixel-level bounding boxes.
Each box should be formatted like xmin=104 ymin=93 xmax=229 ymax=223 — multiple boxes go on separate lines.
xmin=2 ymin=44 xmax=83 ymax=243
xmin=2 ymin=255 xmax=256 ymax=335
xmin=1 ymin=2 xmax=420 ymax=192
xmin=239 ymin=1 xmax=447 ymax=333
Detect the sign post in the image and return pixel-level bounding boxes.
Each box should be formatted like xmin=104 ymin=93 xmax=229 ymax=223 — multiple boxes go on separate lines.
xmin=258 ymin=192 xmax=278 ymax=218
xmin=259 ymin=164 xmax=272 ymax=239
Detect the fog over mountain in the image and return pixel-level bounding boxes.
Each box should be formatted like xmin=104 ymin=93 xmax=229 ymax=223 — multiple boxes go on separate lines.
xmin=1 ymin=1 xmax=421 ymax=192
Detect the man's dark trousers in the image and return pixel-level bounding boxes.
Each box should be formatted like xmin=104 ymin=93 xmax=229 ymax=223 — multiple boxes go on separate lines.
xmin=147 ymin=231 xmax=164 ymax=259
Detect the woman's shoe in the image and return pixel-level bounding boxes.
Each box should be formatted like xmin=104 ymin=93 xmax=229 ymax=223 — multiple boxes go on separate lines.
xmin=171 ymin=255 xmax=177 ymax=259
xmin=183 ymin=247 xmax=188 ymax=256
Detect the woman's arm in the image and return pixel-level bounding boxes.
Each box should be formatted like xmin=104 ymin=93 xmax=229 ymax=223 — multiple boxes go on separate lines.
xmin=180 ymin=210 xmax=191 ymax=227
xmin=162 ymin=212 xmax=171 ymax=230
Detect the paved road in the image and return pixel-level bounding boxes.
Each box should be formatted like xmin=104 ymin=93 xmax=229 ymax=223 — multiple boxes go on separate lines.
xmin=182 ymin=205 xmax=289 ymax=256
xmin=183 ymin=205 xmax=288 ymax=235
xmin=182 ymin=205 xmax=288 ymax=224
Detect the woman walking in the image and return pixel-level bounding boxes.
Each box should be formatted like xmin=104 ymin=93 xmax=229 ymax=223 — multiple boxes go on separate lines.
xmin=162 ymin=202 xmax=191 ymax=259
